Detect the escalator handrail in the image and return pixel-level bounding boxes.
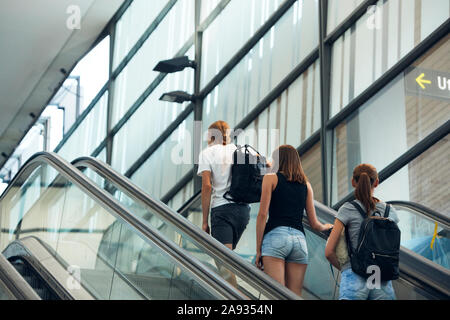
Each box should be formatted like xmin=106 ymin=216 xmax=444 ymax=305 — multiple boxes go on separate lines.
xmin=312 ymin=201 xmax=450 ymax=298
xmin=72 ymin=156 xmax=300 ymax=300
xmin=183 ymin=192 xmax=450 ymax=298
xmin=0 ymin=152 xmax=246 ymax=300
xmin=387 ymin=201 xmax=450 ymax=228
xmin=0 ymin=253 xmax=41 ymax=300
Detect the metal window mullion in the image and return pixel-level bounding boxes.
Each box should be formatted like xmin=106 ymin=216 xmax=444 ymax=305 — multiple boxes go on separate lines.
xmin=324 ymin=0 xmax=378 ymax=45
xmin=319 ymin=0 xmax=332 ymax=206
xmin=193 ymin=0 xmax=203 ymax=194
xmin=106 ymin=22 xmax=116 ymax=165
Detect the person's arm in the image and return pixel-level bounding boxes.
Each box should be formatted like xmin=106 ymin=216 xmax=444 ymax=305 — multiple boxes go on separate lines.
xmin=255 ymin=174 xmax=276 ymax=269
xmin=325 ymin=218 xmax=345 ymax=270
xmin=201 ymin=171 xmax=212 ymax=234
xmin=305 ymin=182 xmax=333 ymax=232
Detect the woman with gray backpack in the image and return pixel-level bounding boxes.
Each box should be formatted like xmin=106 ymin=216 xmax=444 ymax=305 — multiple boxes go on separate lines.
xmin=325 ymin=163 xmax=400 ymax=300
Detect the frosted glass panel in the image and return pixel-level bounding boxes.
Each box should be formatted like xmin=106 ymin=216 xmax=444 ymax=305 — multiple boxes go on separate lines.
xmin=200 ymin=0 xmax=222 ymax=23
xmin=332 ymin=35 xmax=450 ymax=204
xmin=113 ymin=0 xmax=170 ymax=69
xmin=330 ymin=0 xmax=449 ymax=117
xmin=375 ymin=135 xmax=450 ymax=216
xmin=235 ymin=60 xmax=320 ymax=149
xmin=202 ymin=0 xmax=319 ymax=133
xmin=57 ymin=91 xmax=108 ymax=162
xmin=112 ymin=0 xmax=195 ymax=127
xmin=111 ymin=47 xmax=195 ymax=174
xmin=131 ymin=114 xmax=194 ymax=200
xmin=327 ymin=0 xmax=364 ymax=34
xmin=201 ymin=0 xmax=284 ymax=87
xmin=167 ymin=179 xmax=195 ymax=211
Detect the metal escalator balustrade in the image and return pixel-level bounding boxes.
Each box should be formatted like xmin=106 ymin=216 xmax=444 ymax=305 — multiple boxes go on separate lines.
xmin=179 ymin=193 xmax=450 ymax=299
xmin=386 ymin=201 xmax=449 ymax=271
xmin=0 ymin=252 xmax=40 ymax=300
xmin=72 ymin=156 xmax=301 ymax=300
xmin=0 ymin=152 xmax=246 ymax=300
xmin=71 ymin=156 xmax=450 ymax=300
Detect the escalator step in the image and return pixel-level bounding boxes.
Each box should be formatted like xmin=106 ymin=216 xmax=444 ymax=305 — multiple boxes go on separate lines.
xmin=33 ymin=288 xmax=47 ymax=299
xmin=11 ymin=262 xmax=26 ymax=275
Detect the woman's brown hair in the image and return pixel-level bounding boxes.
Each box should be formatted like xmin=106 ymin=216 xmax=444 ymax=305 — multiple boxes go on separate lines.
xmin=208 ymin=120 xmax=230 ymax=145
xmin=272 ymin=145 xmax=308 ymax=184
xmin=353 ymin=164 xmax=379 ymax=213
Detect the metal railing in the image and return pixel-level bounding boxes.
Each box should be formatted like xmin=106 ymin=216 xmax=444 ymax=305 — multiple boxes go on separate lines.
xmin=0 ymin=152 xmax=245 ymax=300
xmin=72 ymin=156 xmax=301 ymax=300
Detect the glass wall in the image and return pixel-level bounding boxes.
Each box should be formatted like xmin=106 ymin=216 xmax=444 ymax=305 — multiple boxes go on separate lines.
xmin=130 ymin=113 xmax=194 ymax=200
xmin=111 ymin=47 xmax=195 ymax=174
xmin=202 ymin=0 xmax=319 ymax=133
xmin=111 ymin=0 xmax=195 ymax=127
xmin=327 ymin=0 xmax=364 ymax=34
xmin=331 ymin=35 xmax=450 ymax=204
xmin=375 ymin=135 xmax=450 ymax=216
xmin=4 ymin=0 xmax=448 ymax=234
xmin=201 ymin=0 xmax=285 ymax=87
xmin=113 ymin=0 xmax=170 ymax=69
xmin=330 ymin=0 xmax=449 ymax=117
xmin=57 ymin=91 xmax=108 ymax=163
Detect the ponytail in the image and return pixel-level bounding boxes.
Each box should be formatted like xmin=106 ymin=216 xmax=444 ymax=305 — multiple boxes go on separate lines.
xmin=353 ymin=164 xmax=378 ymax=214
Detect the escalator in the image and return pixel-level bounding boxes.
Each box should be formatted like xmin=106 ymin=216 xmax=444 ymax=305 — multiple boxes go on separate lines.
xmin=0 ymin=152 xmax=249 ymax=300
xmin=0 ymin=250 xmax=41 ymax=300
xmin=71 ymin=156 xmax=450 ymax=300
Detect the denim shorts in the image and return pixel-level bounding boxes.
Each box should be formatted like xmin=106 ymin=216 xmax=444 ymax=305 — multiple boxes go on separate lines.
xmin=261 ymin=226 xmax=308 ymax=264
xmin=339 ymin=268 xmax=396 ymax=300
xmin=211 ymin=203 xmax=250 ymax=250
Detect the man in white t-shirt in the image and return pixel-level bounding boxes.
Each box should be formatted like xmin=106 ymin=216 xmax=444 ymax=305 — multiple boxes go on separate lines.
xmin=197 ymin=121 xmax=251 ymax=287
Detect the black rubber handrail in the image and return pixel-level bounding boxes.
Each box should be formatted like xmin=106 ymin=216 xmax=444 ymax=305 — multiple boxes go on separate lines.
xmin=0 ymin=254 xmax=41 ymax=300
xmin=182 ymin=191 xmax=450 ymax=299
xmin=0 ymin=152 xmax=245 ymax=300
xmin=387 ymin=201 xmax=450 ymax=228
xmin=72 ymin=156 xmax=300 ymax=300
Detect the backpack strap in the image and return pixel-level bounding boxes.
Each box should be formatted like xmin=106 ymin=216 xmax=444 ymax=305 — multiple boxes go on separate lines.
xmin=349 ymin=200 xmax=367 ymax=219
xmin=384 ymin=204 xmax=391 ymax=218
xmin=344 ymin=224 xmax=354 ymax=256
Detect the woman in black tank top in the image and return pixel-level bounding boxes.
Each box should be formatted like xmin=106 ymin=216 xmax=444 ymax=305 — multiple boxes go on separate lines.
xmin=255 ymin=145 xmax=332 ymax=296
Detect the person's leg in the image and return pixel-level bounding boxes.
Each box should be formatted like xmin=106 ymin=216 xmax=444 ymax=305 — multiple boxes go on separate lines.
xmin=210 ymin=207 xmax=239 ymax=288
xmin=262 ymin=256 xmax=286 ymax=286
xmin=231 ymin=204 xmax=251 ymax=250
xmin=285 ymin=229 xmax=309 ymax=296
xmin=285 ymin=262 xmax=307 ymax=296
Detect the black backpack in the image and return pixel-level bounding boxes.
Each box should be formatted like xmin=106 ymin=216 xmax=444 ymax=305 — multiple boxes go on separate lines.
xmin=223 ymin=144 xmax=267 ymax=204
xmin=345 ymin=201 xmax=401 ymax=281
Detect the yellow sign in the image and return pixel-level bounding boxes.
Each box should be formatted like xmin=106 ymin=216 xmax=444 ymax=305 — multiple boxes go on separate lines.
xmin=416 ymin=73 xmax=432 ymax=90
xmin=430 ymin=222 xmax=438 ymax=250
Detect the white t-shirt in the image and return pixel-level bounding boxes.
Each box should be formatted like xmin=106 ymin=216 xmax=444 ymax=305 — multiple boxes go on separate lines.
xmin=197 ymin=143 xmax=237 ymax=208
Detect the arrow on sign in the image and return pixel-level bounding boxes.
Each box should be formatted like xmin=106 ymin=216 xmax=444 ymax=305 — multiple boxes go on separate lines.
xmin=416 ymin=73 xmax=432 ymax=90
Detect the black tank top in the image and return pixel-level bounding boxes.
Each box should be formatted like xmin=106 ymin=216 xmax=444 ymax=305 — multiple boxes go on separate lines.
xmin=264 ymin=172 xmax=307 ymax=235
